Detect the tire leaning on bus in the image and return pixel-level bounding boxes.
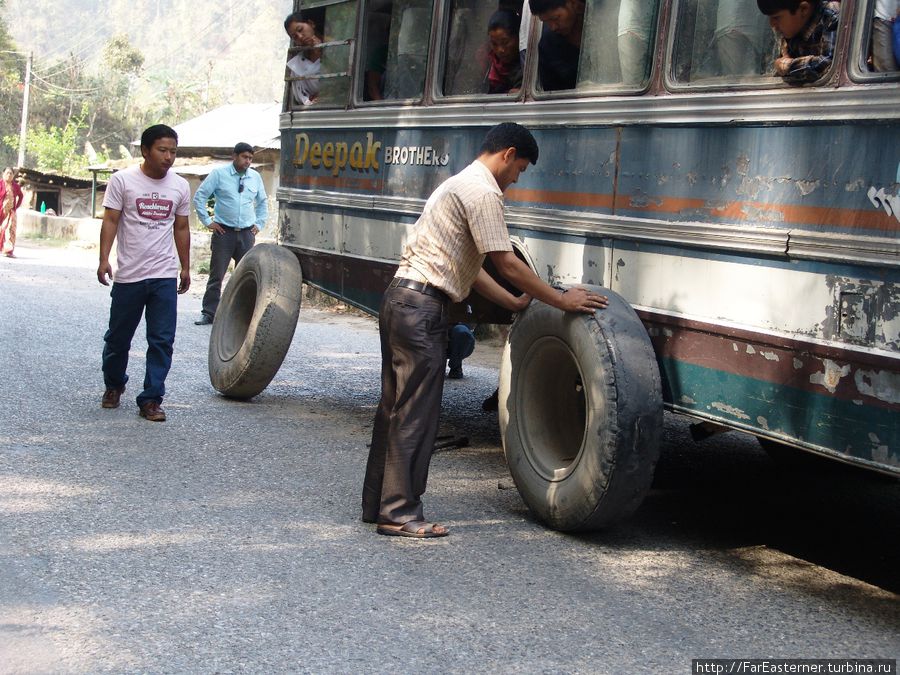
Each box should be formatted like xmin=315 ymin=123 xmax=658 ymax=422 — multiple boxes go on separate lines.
xmin=498 ymin=286 xmax=663 ymax=531
xmin=208 ymin=243 xmax=303 ymax=399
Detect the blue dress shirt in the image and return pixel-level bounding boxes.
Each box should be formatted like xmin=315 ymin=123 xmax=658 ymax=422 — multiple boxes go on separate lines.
xmin=192 ymin=163 xmax=268 ymax=230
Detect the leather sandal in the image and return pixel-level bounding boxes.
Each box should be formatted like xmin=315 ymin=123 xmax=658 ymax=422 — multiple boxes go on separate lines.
xmin=376 ymin=521 xmax=449 ymax=538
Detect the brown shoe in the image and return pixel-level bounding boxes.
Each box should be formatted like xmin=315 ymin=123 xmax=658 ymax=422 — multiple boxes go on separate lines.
xmin=101 ymin=386 xmax=125 ymax=409
xmin=139 ymin=401 xmax=166 ymax=422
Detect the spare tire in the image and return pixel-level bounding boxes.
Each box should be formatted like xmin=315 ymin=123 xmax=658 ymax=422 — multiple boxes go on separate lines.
xmin=499 ymin=285 xmax=663 ymax=531
xmin=208 ymin=244 xmax=303 ymax=398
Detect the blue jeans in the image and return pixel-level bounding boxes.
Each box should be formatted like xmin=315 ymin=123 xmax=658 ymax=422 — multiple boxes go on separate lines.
xmin=447 ymin=324 xmax=475 ymax=371
xmin=102 ymin=278 xmax=177 ymax=407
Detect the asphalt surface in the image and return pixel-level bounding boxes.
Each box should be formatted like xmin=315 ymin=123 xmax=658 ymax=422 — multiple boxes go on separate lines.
xmin=1 ymin=242 xmax=898 ymax=674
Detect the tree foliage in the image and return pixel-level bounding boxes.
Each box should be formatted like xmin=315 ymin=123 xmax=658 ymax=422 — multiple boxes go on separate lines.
xmin=0 ymin=0 xmax=294 ymax=173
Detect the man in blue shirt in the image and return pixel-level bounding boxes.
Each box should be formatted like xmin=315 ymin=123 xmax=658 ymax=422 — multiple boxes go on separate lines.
xmin=193 ymin=142 xmax=268 ymax=325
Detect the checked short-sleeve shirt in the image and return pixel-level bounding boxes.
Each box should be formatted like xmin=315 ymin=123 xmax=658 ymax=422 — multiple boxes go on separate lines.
xmin=395 ymin=160 xmax=513 ymax=303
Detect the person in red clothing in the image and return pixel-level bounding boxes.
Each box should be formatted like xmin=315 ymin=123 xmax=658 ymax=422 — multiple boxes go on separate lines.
xmin=0 ymin=167 xmax=24 ymax=257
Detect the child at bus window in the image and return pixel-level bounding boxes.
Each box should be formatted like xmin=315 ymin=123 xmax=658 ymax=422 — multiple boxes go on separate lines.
xmin=530 ymin=0 xmax=586 ymax=91
xmin=756 ymin=0 xmax=841 ymax=85
xmin=284 ymin=12 xmax=323 ymax=106
xmin=870 ymin=0 xmax=899 ymax=71
xmin=487 ymin=9 xmax=523 ymax=93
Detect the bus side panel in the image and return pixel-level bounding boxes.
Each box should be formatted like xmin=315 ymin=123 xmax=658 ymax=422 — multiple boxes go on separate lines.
xmin=644 ymin=315 xmax=899 ymax=472
xmin=615 ymin=125 xmax=900 ymax=236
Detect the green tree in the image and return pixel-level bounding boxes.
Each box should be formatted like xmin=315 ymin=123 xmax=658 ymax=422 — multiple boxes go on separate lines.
xmin=103 ymin=34 xmax=144 ymax=75
xmin=4 ymin=104 xmax=101 ymax=176
xmin=0 ymin=0 xmax=25 ymax=168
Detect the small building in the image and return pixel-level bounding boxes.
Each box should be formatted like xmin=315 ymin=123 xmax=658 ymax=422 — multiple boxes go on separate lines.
xmin=169 ymin=103 xmax=282 ymax=230
xmin=15 ymin=168 xmax=100 ymax=218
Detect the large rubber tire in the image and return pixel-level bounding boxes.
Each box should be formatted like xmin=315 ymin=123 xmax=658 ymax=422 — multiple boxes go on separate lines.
xmin=499 ymin=285 xmax=663 ymax=531
xmin=208 ymin=244 xmax=303 ymax=399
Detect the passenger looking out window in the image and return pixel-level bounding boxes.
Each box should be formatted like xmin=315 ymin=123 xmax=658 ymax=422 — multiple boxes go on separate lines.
xmin=530 ymin=0 xmax=586 ymax=91
xmin=487 ymin=10 xmax=523 ymax=93
xmin=870 ymin=0 xmax=899 ymax=71
xmin=284 ymin=12 xmax=323 ymax=106
xmin=442 ymin=1 xmax=522 ymax=97
xmin=756 ymin=0 xmax=841 ymax=85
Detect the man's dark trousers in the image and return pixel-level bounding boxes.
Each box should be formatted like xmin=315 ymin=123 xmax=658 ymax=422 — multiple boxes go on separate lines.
xmin=200 ymin=227 xmax=255 ymax=320
xmin=102 ymin=278 xmax=177 ymax=407
xmin=363 ymin=285 xmax=448 ymax=525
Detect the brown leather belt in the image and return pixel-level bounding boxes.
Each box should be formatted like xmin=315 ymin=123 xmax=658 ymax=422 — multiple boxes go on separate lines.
xmin=389 ymin=277 xmax=449 ymax=302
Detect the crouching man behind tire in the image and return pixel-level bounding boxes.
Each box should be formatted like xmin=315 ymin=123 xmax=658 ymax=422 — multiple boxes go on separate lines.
xmin=362 ymin=122 xmax=608 ymax=539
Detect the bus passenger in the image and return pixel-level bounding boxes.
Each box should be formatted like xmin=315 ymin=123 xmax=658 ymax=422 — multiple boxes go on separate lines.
xmin=756 ymin=0 xmax=841 ymax=85
xmin=617 ymin=1 xmax=656 ymax=85
xmin=284 ymin=11 xmax=322 ymax=106
xmin=710 ymin=1 xmax=771 ymax=77
xmin=530 ymin=0 xmax=586 ymax=91
xmin=487 ymin=10 xmax=523 ymax=94
xmin=362 ymin=123 xmax=608 ymax=538
xmin=519 ymin=0 xmax=532 ymax=65
xmin=871 ymin=0 xmax=899 ymax=72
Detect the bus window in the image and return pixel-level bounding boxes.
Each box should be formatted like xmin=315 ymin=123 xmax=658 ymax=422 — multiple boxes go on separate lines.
xmin=531 ymin=0 xmax=659 ymax=94
xmin=286 ymin=0 xmax=358 ymax=109
xmin=579 ymin=0 xmax=659 ymax=89
xmin=361 ymin=0 xmax=434 ymax=101
xmin=866 ymin=0 xmax=900 ymax=72
xmin=442 ymin=1 xmax=524 ymax=97
xmin=670 ymin=0 xmax=776 ymax=85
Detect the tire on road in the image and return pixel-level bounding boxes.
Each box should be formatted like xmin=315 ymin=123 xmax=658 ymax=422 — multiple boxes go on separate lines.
xmin=499 ymin=285 xmax=663 ymax=531
xmin=208 ymin=243 xmax=303 ymax=399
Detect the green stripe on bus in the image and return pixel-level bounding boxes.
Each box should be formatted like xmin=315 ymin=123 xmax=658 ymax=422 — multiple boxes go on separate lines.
xmin=659 ymin=359 xmax=898 ymax=465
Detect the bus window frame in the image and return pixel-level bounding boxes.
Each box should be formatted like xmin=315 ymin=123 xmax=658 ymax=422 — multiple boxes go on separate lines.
xmin=526 ymin=9 xmax=660 ymax=101
xmin=351 ymin=0 xmax=440 ymax=107
xmin=662 ymin=0 xmax=844 ymax=93
xmin=847 ymin=0 xmax=900 ymax=83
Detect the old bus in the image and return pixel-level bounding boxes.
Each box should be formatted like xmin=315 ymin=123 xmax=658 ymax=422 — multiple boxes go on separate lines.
xmin=208 ymin=0 xmax=900 ymax=531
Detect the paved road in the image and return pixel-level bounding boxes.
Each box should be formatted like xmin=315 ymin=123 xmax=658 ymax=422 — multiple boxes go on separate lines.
xmin=1 ymin=243 xmax=898 ymax=674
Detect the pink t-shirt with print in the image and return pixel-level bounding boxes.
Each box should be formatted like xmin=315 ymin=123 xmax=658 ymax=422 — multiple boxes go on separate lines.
xmin=102 ymin=165 xmax=190 ymax=283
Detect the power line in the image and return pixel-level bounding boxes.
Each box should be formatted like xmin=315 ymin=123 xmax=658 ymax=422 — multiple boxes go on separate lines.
xmin=31 ymin=72 xmax=100 ymax=95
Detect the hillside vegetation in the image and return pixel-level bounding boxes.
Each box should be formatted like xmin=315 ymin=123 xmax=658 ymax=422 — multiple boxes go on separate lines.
xmin=0 ymin=0 xmax=294 ymax=170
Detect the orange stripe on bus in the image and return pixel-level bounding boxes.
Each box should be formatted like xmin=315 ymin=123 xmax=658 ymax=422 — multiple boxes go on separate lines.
xmin=506 ymin=188 xmax=615 ymax=209
xmin=504 ymin=189 xmax=897 ymax=232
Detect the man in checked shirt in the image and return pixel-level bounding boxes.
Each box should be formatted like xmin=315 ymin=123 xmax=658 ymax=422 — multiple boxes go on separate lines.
xmin=362 ymin=123 xmax=608 ymax=539
xmin=757 ymin=0 xmax=841 ymax=85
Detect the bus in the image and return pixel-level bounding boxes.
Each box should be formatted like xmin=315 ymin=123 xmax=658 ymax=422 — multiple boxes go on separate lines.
xmin=207 ymin=0 xmax=900 ymax=531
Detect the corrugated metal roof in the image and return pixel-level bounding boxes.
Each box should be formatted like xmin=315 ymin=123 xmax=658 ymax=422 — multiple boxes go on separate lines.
xmin=174 ymin=161 xmax=272 ymax=177
xmin=169 ymin=103 xmax=282 ymax=151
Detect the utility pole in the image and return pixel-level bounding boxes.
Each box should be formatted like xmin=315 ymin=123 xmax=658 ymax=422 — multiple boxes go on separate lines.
xmin=17 ymin=51 xmax=32 ymax=168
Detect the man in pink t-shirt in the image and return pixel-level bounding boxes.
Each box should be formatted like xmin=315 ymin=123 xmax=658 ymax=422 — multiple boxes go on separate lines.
xmin=97 ymin=124 xmax=191 ymax=422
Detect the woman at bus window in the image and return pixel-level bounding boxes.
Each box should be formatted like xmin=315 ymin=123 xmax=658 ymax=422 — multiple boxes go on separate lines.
xmin=486 ymin=9 xmax=523 ymax=93
xmin=871 ymin=0 xmax=899 ymax=71
xmin=756 ymin=0 xmax=841 ymax=85
xmin=284 ymin=12 xmax=323 ymax=106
